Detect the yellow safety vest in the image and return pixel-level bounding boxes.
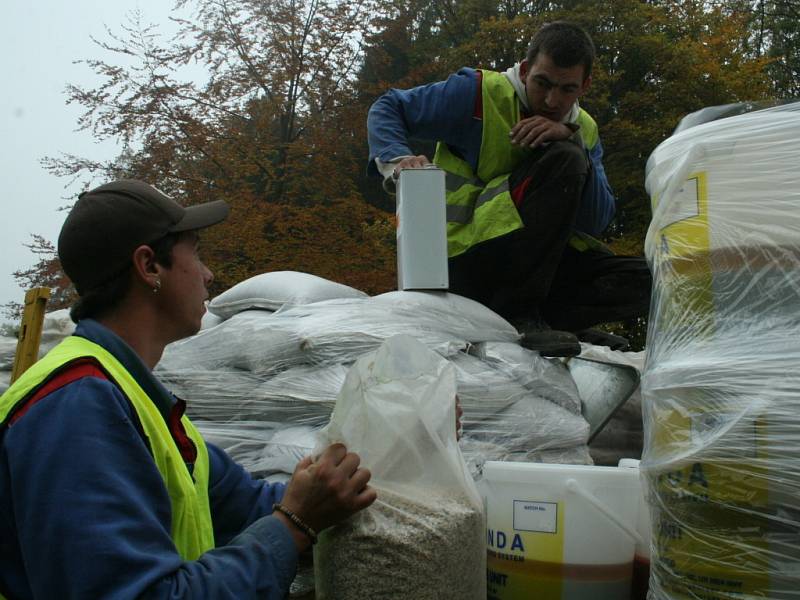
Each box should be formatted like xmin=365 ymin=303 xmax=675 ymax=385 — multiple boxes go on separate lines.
xmin=0 ymin=336 xmax=215 ymax=574
xmin=434 ymin=69 xmax=600 ymax=257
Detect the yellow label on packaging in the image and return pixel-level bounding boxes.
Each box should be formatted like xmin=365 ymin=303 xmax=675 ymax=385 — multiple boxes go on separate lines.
xmin=653 ymin=172 xmax=710 ymax=260
xmin=651 ymin=410 xmax=769 ymax=506
xmin=654 ymin=507 xmax=771 ymax=599
xmin=651 ymin=172 xmax=714 ymax=336
xmin=486 ymin=500 xmax=565 ymax=600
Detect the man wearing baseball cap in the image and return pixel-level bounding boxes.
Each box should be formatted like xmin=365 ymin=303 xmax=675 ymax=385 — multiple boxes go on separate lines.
xmin=0 ymin=180 xmax=375 ymax=599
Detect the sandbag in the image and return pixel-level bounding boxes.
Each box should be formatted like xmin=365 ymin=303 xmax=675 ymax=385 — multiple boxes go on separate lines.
xmin=207 ymin=271 xmax=367 ymax=318
xmin=314 ymin=335 xmax=485 ymax=600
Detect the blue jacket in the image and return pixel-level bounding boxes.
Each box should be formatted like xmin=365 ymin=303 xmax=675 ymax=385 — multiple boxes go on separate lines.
xmin=0 ymin=319 xmax=297 ymax=599
xmin=368 ymin=67 xmax=616 ymax=237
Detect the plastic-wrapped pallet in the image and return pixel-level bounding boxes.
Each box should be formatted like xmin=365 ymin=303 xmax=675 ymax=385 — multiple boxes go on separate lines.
xmin=1 ymin=334 xmax=13 ymax=393
xmin=155 ymin=281 xmax=591 ymax=479
xmin=642 ymin=101 xmax=800 ymax=599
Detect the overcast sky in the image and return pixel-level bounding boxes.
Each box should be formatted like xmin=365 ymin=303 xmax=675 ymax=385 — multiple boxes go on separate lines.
xmin=0 ymin=1 xmax=182 ymax=323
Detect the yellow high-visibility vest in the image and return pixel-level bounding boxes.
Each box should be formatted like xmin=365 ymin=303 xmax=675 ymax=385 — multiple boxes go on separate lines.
xmin=0 ymin=335 xmax=215 ymax=574
xmin=434 ymin=69 xmax=599 ymax=257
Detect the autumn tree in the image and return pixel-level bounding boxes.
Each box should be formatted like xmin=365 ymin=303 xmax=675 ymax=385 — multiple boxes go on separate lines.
xmin=746 ymin=0 xmax=800 ymax=96
xmin=44 ymin=0 xmax=399 ymax=297
xmin=21 ymin=0 xmax=796 ymax=347
xmin=2 ymin=235 xmax=76 ymax=321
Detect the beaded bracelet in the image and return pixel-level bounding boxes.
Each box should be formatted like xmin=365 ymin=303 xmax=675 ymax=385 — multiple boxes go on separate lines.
xmin=273 ymin=503 xmax=318 ymax=544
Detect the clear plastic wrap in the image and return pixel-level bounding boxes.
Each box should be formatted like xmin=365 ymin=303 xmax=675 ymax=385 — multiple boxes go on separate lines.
xmin=159 ymin=309 xmax=308 ymax=375
xmin=159 ymin=293 xmax=517 ymax=375
xmin=155 ymin=291 xmax=590 ymax=478
xmin=163 ymin=349 xmax=590 ymax=477
xmin=449 ymin=352 xmax=588 ymax=456
xmin=470 ymin=341 xmax=583 ymax=414
xmin=642 ymin=102 xmax=800 ymax=599
xmin=0 ymin=370 xmax=10 ymax=396
xmin=313 ymin=335 xmax=485 ymax=600
xmin=577 ymin=344 xmax=646 ymax=466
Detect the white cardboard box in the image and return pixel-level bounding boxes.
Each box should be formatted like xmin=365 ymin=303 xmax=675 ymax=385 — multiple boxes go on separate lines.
xmin=396 ymin=167 xmax=449 ymax=290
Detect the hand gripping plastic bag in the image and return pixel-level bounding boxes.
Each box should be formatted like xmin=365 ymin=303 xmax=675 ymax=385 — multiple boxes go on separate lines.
xmin=313 ymin=334 xmax=486 ymax=600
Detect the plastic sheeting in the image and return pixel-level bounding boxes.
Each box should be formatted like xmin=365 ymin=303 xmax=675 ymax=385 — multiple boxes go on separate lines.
xmin=313 ymin=336 xmax=485 ymax=600
xmin=156 ymin=290 xmax=592 ymax=479
xmin=642 ymin=102 xmax=800 ymax=599
xmin=2 ymin=285 xmax=606 ymax=483
xmin=577 ymin=344 xmax=646 ymax=466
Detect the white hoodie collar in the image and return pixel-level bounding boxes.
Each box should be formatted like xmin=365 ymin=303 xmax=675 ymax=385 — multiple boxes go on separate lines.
xmin=503 ymin=63 xmax=579 ymax=124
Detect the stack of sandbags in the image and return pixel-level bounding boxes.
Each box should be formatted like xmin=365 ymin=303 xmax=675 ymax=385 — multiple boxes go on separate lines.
xmin=156 ymin=271 xmax=592 ymax=479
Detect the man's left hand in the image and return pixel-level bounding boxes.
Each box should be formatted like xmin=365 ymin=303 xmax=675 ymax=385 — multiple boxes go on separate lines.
xmin=510 ymin=116 xmax=572 ymax=149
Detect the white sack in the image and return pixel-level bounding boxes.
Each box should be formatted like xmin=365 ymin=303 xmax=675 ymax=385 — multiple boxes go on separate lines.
xmin=450 ymin=352 xmax=589 ymax=455
xmin=471 ymin=341 xmax=582 ymax=414
xmin=159 ymin=310 xmax=306 ymax=375
xmin=208 ymin=271 xmax=367 ymax=318
xmin=372 ymin=291 xmax=519 ymax=343
xmin=314 ymin=335 xmax=485 ymax=600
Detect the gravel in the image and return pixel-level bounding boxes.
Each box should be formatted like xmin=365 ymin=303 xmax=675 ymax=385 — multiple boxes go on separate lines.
xmin=314 ymin=486 xmax=485 ymax=599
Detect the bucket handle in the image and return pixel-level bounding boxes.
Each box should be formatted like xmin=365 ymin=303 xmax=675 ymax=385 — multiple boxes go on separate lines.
xmin=565 ymin=478 xmax=643 ymax=546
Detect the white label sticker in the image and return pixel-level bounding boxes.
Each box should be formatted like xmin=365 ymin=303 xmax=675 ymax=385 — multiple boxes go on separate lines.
xmin=513 ymin=500 xmax=558 ymax=533
xmin=662 ymin=176 xmax=700 ymax=227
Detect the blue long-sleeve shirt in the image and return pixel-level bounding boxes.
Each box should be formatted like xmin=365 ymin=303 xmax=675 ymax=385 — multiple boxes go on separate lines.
xmin=367 ymin=67 xmax=616 ymax=236
xmin=0 ymin=319 xmax=298 ymax=599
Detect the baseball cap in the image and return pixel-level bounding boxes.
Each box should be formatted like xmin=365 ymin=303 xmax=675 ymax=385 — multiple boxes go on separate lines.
xmin=58 ymin=179 xmax=229 ymax=295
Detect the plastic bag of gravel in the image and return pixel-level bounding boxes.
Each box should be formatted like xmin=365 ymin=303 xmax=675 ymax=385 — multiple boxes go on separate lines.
xmin=313 ymin=334 xmax=485 ymax=599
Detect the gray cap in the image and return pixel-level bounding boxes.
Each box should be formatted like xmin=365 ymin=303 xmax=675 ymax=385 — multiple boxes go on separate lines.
xmin=58 ymin=179 xmax=229 ymax=294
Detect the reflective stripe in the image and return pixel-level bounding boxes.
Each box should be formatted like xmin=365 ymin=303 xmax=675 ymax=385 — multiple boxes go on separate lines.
xmin=445 ymin=171 xmax=483 ymax=192
xmin=433 ymin=71 xmax=531 ymax=256
xmin=476 ymin=180 xmax=509 ymax=211
xmin=446 ymin=204 xmax=473 ymax=224
xmin=446 ymin=179 xmax=510 ymax=224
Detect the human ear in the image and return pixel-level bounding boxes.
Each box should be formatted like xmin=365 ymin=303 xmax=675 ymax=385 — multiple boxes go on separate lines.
xmin=519 ymin=58 xmax=529 ymax=79
xmin=131 ymin=245 xmax=159 ymax=288
xmin=580 ymin=74 xmax=592 ymax=96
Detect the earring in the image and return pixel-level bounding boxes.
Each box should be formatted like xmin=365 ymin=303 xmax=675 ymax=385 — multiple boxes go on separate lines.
xmin=152 ymin=279 xmax=161 ymax=294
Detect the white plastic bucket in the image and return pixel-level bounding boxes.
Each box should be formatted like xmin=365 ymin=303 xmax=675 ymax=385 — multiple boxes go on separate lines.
xmin=618 ymin=458 xmax=652 ymax=600
xmin=481 ymin=461 xmax=641 ymax=600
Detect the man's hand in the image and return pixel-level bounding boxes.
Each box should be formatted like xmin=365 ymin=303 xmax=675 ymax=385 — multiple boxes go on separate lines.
xmin=510 ymin=116 xmax=573 ymax=149
xmin=392 ymin=155 xmax=431 ymax=178
xmin=278 ymin=443 xmax=376 ymax=549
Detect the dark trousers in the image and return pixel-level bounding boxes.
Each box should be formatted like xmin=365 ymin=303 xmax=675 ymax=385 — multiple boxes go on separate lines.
xmin=448 ymin=141 xmax=651 ymax=332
